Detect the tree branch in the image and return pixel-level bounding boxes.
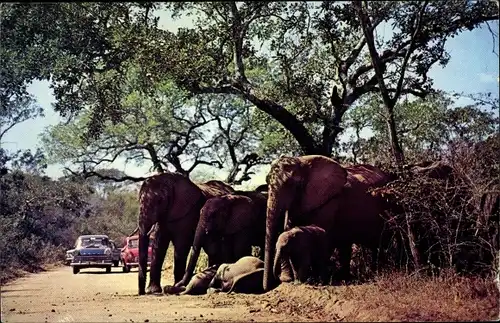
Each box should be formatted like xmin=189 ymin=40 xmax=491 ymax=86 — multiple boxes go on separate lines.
xmin=63 ymin=167 xmax=148 ymax=182
xmin=188 ymin=81 xmax=320 ymax=155
xmin=229 ymin=2 xmax=247 ymax=84
xmin=392 ymin=1 xmax=428 ymax=105
xmin=187 ymin=159 xmax=223 ymax=173
xmin=144 ymin=142 xmax=164 ymax=173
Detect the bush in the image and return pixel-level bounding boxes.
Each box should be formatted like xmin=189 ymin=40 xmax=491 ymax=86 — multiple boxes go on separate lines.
xmin=0 ymin=171 xmax=139 ymax=284
xmin=356 ymin=136 xmax=500 ymax=280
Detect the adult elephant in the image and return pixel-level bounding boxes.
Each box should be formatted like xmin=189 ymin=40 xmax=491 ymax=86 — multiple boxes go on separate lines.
xmin=262 ymin=155 xmax=392 ymax=291
xmin=175 ymin=190 xmax=267 ymax=288
xmin=137 ymin=173 xmax=234 ymax=295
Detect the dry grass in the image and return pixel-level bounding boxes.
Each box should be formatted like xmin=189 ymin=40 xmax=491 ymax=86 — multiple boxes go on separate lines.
xmin=264 ymin=271 xmax=499 ymax=322
xmin=162 ymin=246 xmax=209 ymax=281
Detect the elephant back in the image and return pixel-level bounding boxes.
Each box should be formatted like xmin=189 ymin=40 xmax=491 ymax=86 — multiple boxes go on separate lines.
xmin=344 ymin=164 xmax=390 ymax=188
xmin=220 ymin=256 xmax=264 ymax=282
xmin=196 ymin=180 xmax=234 ymax=198
xmin=299 ymin=155 xmax=348 ymax=214
xmin=139 ymin=172 xmax=206 ymax=224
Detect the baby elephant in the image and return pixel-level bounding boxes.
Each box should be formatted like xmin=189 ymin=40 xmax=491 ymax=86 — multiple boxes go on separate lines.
xmin=274 ymin=225 xmax=329 ymax=284
xmin=164 ymin=265 xmax=218 ymax=295
xmin=208 ymin=256 xmax=265 ymax=294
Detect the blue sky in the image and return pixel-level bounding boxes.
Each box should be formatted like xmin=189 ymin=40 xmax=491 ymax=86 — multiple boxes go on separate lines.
xmin=2 ymin=10 xmax=499 ymax=186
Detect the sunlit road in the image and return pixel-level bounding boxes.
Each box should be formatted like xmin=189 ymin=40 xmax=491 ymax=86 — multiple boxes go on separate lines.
xmin=1 ymin=266 xmax=301 ymax=323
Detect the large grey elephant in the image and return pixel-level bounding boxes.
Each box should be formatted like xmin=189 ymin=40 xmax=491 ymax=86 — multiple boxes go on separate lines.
xmin=137 ymin=173 xmax=234 ymax=295
xmin=174 ymin=190 xmax=267 ymax=289
xmin=273 ymin=225 xmax=329 ymax=284
xmin=263 ymin=155 xmax=393 ymax=291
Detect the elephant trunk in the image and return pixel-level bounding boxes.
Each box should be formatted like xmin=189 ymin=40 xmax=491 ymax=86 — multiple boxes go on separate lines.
xmin=273 ymin=243 xmax=282 ymax=281
xmin=138 ymin=230 xmax=150 ymax=295
xmin=263 ymin=198 xmax=285 ymax=292
xmin=176 ymin=213 xmax=207 ymax=287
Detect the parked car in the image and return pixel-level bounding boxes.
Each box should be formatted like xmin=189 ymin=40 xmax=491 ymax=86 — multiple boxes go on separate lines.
xmin=65 ymin=249 xmax=75 ymax=265
xmin=69 ymin=234 xmax=116 ymax=274
xmin=121 ymin=235 xmax=152 ymax=273
xmin=109 ymin=240 xmax=121 ymax=267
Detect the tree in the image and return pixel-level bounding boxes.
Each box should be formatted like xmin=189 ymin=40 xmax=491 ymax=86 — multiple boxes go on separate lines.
xmin=0 ymin=93 xmax=46 ymax=174
xmin=41 ymin=67 xmax=265 ymax=184
xmin=2 ymin=2 xmax=498 ymax=160
xmin=353 ymin=0 xmax=498 ymax=166
xmin=341 ymin=91 xmax=499 ymax=164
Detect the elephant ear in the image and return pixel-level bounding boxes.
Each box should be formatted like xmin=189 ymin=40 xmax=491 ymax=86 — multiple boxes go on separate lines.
xmin=222 ymin=196 xmax=255 ymax=235
xmin=299 ymin=155 xmax=348 ymax=213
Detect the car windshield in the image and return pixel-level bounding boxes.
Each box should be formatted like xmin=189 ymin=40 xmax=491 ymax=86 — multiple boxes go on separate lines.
xmin=80 ymin=237 xmax=108 ymax=248
xmin=128 ymin=239 xmax=139 ymax=248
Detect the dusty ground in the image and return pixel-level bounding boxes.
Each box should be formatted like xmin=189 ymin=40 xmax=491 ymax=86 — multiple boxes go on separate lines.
xmin=0 ymin=265 xmax=316 ymax=323
xmin=1 ymin=265 xmax=499 ymax=322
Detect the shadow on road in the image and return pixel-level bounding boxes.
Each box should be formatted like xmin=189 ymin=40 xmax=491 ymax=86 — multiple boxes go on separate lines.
xmin=78 ymin=271 xmax=129 ymax=275
xmin=1 ymin=288 xmax=42 ymax=293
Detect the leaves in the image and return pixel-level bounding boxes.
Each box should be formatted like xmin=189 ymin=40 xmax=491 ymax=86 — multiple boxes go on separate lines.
xmin=342 ymin=91 xmax=499 ymax=164
xmin=2 ymin=1 xmax=498 ymax=170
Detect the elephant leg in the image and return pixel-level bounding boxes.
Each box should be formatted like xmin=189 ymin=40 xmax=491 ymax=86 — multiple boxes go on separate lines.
xmin=296 ymin=254 xmax=311 ymax=283
xmin=147 ymin=228 xmax=171 ymax=294
xmin=290 ymin=258 xmax=301 ymax=283
xmin=336 ymin=244 xmax=353 ymax=282
xmin=279 ymin=258 xmax=294 ymax=282
xmin=172 ymin=233 xmax=192 ymax=284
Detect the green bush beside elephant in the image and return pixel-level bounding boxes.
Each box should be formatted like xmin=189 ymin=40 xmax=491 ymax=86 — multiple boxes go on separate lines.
xmin=263 ymin=155 xmax=393 ymax=291
xmin=137 ymin=173 xmax=234 ymax=295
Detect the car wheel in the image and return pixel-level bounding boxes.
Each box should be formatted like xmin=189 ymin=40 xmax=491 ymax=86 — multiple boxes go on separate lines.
xmin=106 ymin=266 xmax=112 ymax=273
xmin=73 ymin=267 xmax=80 ymax=275
xmin=123 ymin=265 xmax=130 ymax=273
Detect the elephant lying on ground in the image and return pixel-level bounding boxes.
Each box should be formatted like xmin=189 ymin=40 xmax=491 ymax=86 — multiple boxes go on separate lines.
xmin=263 ymin=155 xmax=393 ymax=291
xmin=273 ymin=225 xmax=329 ymax=284
xmin=175 ymin=190 xmax=267 ymax=289
xmin=208 ymin=256 xmax=266 ymax=294
xmin=163 ymin=265 xmax=218 ymax=295
xmin=137 ymin=173 xmax=234 ymax=295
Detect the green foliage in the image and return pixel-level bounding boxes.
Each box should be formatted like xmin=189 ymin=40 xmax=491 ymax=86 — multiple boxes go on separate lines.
xmin=0 ymin=169 xmax=139 ymax=283
xmin=40 ymin=69 xmax=265 ymax=180
xmin=342 ymin=91 xmax=499 ymax=164
xmin=3 ymin=2 xmax=496 ymax=159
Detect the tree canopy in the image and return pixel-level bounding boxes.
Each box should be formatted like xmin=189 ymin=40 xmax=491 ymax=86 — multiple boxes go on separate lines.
xmin=1 ymin=1 xmax=498 ymax=180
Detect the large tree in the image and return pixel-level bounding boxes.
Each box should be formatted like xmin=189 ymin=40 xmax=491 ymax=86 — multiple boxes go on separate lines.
xmin=1 ymin=1 xmax=498 ymax=161
xmin=341 ymin=91 xmax=499 ymax=164
xmin=41 ymin=67 xmax=267 ymax=184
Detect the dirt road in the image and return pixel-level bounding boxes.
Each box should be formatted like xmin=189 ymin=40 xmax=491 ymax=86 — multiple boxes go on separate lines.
xmin=0 ymin=266 xmax=318 ymax=323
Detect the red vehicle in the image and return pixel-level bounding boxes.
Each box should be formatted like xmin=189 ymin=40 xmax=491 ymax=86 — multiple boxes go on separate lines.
xmin=121 ymin=235 xmax=152 ymax=273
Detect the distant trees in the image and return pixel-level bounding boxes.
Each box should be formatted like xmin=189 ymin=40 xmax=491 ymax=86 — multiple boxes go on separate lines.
xmin=0 ymin=167 xmax=140 ymax=283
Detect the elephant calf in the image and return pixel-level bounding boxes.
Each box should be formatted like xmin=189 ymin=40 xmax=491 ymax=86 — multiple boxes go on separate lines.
xmin=164 ymin=265 xmax=218 ymax=295
xmin=208 ymin=256 xmax=266 ymax=294
xmin=274 ymin=225 xmax=329 ymax=284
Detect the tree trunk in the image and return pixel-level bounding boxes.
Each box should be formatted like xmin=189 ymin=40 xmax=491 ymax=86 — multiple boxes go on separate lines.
xmin=385 ymin=105 xmax=405 ymax=167
xmin=405 ymin=213 xmax=421 ymax=270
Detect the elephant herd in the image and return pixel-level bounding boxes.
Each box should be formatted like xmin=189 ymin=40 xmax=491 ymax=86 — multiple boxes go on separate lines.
xmin=136 ymin=154 xmax=401 ymax=296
